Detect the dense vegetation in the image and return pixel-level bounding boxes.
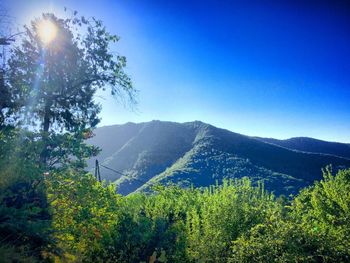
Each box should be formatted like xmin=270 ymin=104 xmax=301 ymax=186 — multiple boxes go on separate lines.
xmin=89 ymin=121 xmax=350 ymax=195
xmin=1 ymin=131 xmax=350 ymax=262
xmin=256 ymin=136 xmax=350 ymax=159
xmin=1 ymin=11 xmax=350 ymax=263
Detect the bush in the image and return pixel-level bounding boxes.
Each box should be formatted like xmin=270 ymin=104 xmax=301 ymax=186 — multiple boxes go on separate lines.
xmin=229 ymin=168 xmax=350 ymax=263
xmin=0 ymin=129 xmax=53 ymax=262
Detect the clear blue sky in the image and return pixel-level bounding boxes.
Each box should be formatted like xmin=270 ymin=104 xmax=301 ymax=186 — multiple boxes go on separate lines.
xmin=5 ymin=0 xmax=350 ymax=142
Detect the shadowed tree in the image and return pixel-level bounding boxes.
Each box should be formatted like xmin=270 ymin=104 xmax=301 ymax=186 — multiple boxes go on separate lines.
xmin=0 ymin=5 xmax=15 ymax=128
xmin=0 ymin=11 xmax=135 ymax=260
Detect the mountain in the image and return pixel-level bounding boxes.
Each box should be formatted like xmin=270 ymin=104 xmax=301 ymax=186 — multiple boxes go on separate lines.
xmin=255 ymin=137 xmax=350 ymax=159
xmin=87 ymin=121 xmax=350 ymax=195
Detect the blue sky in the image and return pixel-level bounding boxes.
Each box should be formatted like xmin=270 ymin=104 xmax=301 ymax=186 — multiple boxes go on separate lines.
xmin=5 ymin=0 xmax=350 ymax=142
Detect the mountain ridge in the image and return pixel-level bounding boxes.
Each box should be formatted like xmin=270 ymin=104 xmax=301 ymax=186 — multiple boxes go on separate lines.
xmin=87 ymin=120 xmax=350 ymax=195
xmin=255 ymin=136 xmax=350 ymax=160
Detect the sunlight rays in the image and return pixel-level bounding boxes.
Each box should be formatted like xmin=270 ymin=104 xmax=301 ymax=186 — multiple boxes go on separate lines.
xmin=37 ymin=19 xmax=57 ymax=44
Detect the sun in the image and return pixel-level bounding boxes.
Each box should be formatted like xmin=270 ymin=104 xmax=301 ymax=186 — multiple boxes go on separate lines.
xmin=37 ymin=19 xmax=57 ymax=44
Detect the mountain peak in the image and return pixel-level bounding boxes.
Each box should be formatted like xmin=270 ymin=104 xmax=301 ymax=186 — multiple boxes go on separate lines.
xmin=88 ymin=121 xmax=350 ymax=195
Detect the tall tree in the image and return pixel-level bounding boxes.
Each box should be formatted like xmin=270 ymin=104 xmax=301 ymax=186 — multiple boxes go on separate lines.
xmin=0 ymin=4 xmax=15 ymax=128
xmin=4 ymin=12 xmax=135 ymax=165
xmin=7 ymin=12 xmax=134 ymax=131
xmin=0 ymin=11 xmax=135 ymax=260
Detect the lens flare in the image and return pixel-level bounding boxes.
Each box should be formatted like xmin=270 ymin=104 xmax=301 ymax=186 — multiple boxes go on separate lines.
xmin=37 ymin=19 xmax=57 ymax=44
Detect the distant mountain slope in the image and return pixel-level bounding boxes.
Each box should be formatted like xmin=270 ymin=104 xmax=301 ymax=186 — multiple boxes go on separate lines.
xmin=255 ymin=137 xmax=350 ymax=159
xmin=88 ymin=121 xmax=350 ymax=195
xmin=87 ymin=122 xmax=142 ymax=168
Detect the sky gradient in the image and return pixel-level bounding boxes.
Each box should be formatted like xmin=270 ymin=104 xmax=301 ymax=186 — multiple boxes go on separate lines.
xmin=4 ymin=0 xmax=350 ymax=142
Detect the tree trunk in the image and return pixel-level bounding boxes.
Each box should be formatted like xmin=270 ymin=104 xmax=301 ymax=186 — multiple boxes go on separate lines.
xmin=40 ymin=101 xmax=51 ymax=166
xmin=43 ymin=102 xmax=50 ymax=133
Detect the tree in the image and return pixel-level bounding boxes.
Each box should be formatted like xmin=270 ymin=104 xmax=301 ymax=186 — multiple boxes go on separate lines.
xmin=0 ymin=128 xmax=54 ymax=262
xmin=4 ymin=12 xmax=135 ymax=165
xmin=0 ymin=4 xmax=15 ymax=128
xmin=0 ymin=10 xmax=136 ymax=261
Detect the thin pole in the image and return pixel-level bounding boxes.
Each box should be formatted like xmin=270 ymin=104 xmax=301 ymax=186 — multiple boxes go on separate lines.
xmin=95 ymin=159 xmax=101 ymax=182
xmin=95 ymin=159 xmax=98 ymax=180
xmin=97 ymin=160 xmax=101 ymax=182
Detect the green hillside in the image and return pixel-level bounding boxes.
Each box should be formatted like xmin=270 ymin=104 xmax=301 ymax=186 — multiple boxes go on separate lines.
xmin=255 ymin=136 xmax=350 ymax=159
xmin=88 ymin=121 xmax=350 ymax=195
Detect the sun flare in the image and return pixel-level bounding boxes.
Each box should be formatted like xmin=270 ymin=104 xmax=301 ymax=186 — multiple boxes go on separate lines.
xmin=37 ymin=19 xmax=57 ymax=44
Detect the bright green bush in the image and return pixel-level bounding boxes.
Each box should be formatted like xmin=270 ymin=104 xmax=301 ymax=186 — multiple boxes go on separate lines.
xmin=45 ymin=170 xmax=121 ymax=261
xmin=292 ymin=167 xmax=350 ymax=261
xmin=229 ymin=168 xmax=350 ymax=263
xmin=43 ymin=168 xmax=350 ymax=262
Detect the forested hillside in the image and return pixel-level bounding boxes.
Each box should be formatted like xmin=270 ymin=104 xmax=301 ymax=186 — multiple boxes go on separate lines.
xmin=88 ymin=121 xmax=350 ymax=195
xmin=256 ymin=136 xmax=350 ymax=159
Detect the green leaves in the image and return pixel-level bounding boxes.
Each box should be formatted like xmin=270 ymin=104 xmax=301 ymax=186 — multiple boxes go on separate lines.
xmin=230 ymin=168 xmax=350 ymax=263
xmin=45 ymin=168 xmax=350 ymax=262
xmin=46 ymin=170 xmax=121 ymax=260
xmin=0 ymin=130 xmax=54 ymax=261
xmin=0 ymin=9 xmax=136 ymax=260
xmin=2 ymin=125 xmax=350 ymax=263
xmin=2 ymin=12 xmax=136 ymax=167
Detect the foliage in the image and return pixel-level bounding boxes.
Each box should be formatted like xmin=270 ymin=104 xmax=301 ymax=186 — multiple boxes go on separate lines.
xmin=1 ymin=8 xmax=350 ymax=263
xmin=46 ymin=170 xmax=121 ymax=261
xmin=40 ymin=168 xmax=350 ymax=262
xmin=229 ymin=167 xmax=350 ymax=263
xmin=0 ymin=129 xmax=52 ymax=262
xmin=257 ymin=137 xmax=350 ymax=160
xmin=0 ymin=127 xmax=97 ymax=262
xmin=2 ymin=130 xmax=350 ymax=263
xmin=4 ymin=12 xmax=134 ymax=132
xmin=2 ymin=12 xmax=135 ymax=168
xmin=0 ymin=10 xmax=136 ymax=262
xmin=88 ymin=121 xmax=350 ymax=196
xmin=291 ymin=167 xmax=350 ymax=261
